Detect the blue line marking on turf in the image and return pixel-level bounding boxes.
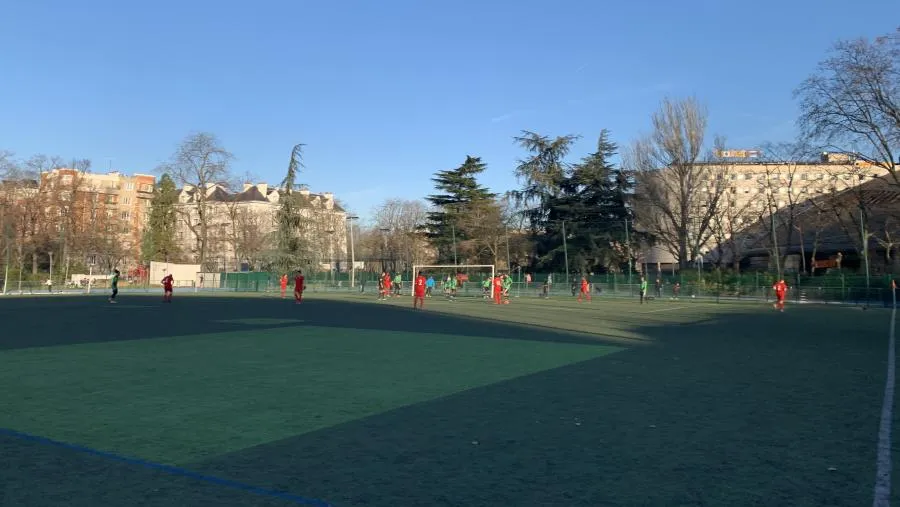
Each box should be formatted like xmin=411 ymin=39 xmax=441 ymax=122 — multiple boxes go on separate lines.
xmin=0 ymin=427 xmax=332 ymax=506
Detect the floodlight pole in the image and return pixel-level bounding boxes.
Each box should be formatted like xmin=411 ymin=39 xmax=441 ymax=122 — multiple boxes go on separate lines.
xmin=2 ymin=233 xmax=9 ymax=295
xmin=624 ymin=219 xmax=632 ymax=287
xmin=561 ymin=220 xmax=569 ymax=286
xmin=451 ymin=224 xmax=458 ymax=266
xmin=860 ymin=206 xmax=870 ymax=296
xmin=505 ymin=225 xmax=511 ymax=273
xmin=347 ymin=215 xmax=358 ymax=287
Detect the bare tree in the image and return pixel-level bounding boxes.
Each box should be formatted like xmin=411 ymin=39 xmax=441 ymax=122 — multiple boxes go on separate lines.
xmin=158 ymin=133 xmax=233 ymax=266
xmin=629 ymin=97 xmax=730 ymax=268
xmin=796 ymin=28 xmax=899 ymax=182
xmin=372 ymin=199 xmax=430 ymax=271
xmin=708 ymin=188 xmax=756 ymax=272
xmin=752 ymin=143 xmax=812 ymax=275
xmin=456 ymin=197 xmax=514 ymax=268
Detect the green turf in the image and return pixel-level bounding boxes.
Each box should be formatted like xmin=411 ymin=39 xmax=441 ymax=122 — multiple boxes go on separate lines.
xmin=0 ymin=324 xmax=617 ymax=464
xmin=0 ymin=293 xmax=894 ymax=506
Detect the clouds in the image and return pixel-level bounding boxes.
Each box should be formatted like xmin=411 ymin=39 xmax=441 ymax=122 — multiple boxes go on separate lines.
xmin=489 ymin=108 xmax=536 ymax=124
xmin=488 ymin=82 xmax=675 ymax=124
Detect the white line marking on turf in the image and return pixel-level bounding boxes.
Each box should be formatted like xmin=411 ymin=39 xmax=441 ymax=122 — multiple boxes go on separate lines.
xmin=643 ymin=306 xmax=691 ymax=314
xmin=873 ymin=303 xmax=896 ymax=507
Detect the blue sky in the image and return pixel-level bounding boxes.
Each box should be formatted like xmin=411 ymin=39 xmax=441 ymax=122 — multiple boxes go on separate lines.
xmin=2 ymin=0 xmax=897 ymax=221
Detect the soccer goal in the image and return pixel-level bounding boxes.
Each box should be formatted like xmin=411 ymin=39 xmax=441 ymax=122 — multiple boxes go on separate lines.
xmin=411 ymin=264 xmax=496 ymax=298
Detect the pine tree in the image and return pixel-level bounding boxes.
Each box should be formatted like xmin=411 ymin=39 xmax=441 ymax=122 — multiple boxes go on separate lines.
xmin=141 ymin=173 xmax=180 ymax=262
xmin=425 ymin=156 xmax=495 ymax=264
xmin=271 ymin=144 xmax=310 ymax=272
xmin=538 ymin=130 xmax=633 ymax=273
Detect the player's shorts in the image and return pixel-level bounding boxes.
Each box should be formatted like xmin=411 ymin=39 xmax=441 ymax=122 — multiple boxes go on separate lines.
xmin=164 ymin=286 xmax=173 ymax=292
xmin=414 ymin=291 xmax=425 ymax=298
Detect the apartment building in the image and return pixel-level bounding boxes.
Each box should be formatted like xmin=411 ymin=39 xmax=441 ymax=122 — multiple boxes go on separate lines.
xmin=642 ymin=152 xmax=890 ymax=268
xmin=173 ymin=182 xmax=348 ymax=271
xmin=39 ymin=168 xmax=156 ymax=267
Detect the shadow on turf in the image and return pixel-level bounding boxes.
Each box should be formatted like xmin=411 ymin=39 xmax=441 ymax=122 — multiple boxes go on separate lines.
xmin=3 ymin=298 xmax=888 ymax=505
xmin=0 ymin=295 xmax=642 ymax=351
xmin=186 ymin=307 xmax=888 ymax=507
xmin=0 ymin=428 xmax=328 ymax=507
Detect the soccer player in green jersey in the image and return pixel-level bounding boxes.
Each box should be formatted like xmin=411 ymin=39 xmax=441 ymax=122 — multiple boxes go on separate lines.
xmin=446 ymin=275 xmax=457 ymax=301
xmin=639 ymin=276 xmax=648 ymax=304
xmin=109 ymin=269 xmax=120 ymax=304
xmin=502 ymin=273 xmax=513 ymax=304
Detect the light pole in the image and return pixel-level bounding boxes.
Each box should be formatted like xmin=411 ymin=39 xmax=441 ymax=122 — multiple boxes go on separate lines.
xmin=860 ymin=205 xmax=871 ymax=295
xmin=561 ymin=220 xmax=569 ymax=286
xmin=451 ymin=223 xmax=458 ymax=266
xmin=2 ymin=223 xmax=10 ymax=295
xmin=505 ymin=224 xmax=511 ymax=273
xmin=326 ymin=229 xmax=336 ymax=285
xmin=347 ymin=215 xmax=358 ymax=287
xmin=624 ymin=218 xmax=632 ymax=287
xmin=379 ymin=227 xmax=390 ymax=272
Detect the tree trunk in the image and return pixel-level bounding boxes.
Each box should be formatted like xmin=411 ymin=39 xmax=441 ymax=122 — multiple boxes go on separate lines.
xmin=678 ymin=238 xmax=689 ymax=270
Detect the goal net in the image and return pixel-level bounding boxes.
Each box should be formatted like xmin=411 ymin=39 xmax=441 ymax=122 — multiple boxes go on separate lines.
xmin=411 ymin=264 xmax=495 ymax=298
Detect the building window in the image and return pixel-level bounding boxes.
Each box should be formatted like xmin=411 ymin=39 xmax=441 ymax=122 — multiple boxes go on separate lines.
xmin=123 ymin=197 xmax=131 ymax=205
xmin=125 ymin=182 xmax=135 ymax=191
xmin=121 ymin=211 xmax=130 ymax=220
xmin=61 ymin=175 xmax=73 ymax=184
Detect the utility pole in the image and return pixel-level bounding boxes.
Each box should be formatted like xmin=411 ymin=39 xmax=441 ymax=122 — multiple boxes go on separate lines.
xmin=347 ymin=215 xmax=358 ymax=287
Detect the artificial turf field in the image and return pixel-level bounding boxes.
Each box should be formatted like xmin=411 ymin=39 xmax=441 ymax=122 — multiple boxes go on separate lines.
xmin=0 ymin=291 xmax=894 ymax=506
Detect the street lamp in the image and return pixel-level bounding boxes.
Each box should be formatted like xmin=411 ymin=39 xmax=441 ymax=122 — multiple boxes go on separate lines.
xmin=346 ymin=215 xmax=358 ymax=287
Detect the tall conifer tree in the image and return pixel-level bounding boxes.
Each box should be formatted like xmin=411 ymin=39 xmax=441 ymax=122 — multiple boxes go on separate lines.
xmin=425 ymin=156 xmax=495 ymax=264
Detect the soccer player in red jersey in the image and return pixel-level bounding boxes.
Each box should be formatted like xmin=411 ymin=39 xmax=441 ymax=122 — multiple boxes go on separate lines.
xmin=382 ymin=272 xmax=392 ymax=299
xmin=577 ymin=276 xmax=591 ymax=303
xmin=772 ymin=278 xmax=788 ymax=312
xmin=413 ymin=271 xmax=427 ymax=309
xmin=492 ymin=274 xmax=504 ymax=305
xmin=280 ymin=274 xmax=288 ymax=299
xmin=294 ymin=270 xmax=306 ymax=304
xmin=162 ymin=273 xmax=174 ymax=303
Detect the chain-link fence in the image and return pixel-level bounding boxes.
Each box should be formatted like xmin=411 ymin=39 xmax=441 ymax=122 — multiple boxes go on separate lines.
xmin=1 ymin=267 xmax=894 ymax=307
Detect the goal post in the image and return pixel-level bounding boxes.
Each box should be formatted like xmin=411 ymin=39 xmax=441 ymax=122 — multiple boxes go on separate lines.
xmin=411 ymin=264 xmax=495 ymax=297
